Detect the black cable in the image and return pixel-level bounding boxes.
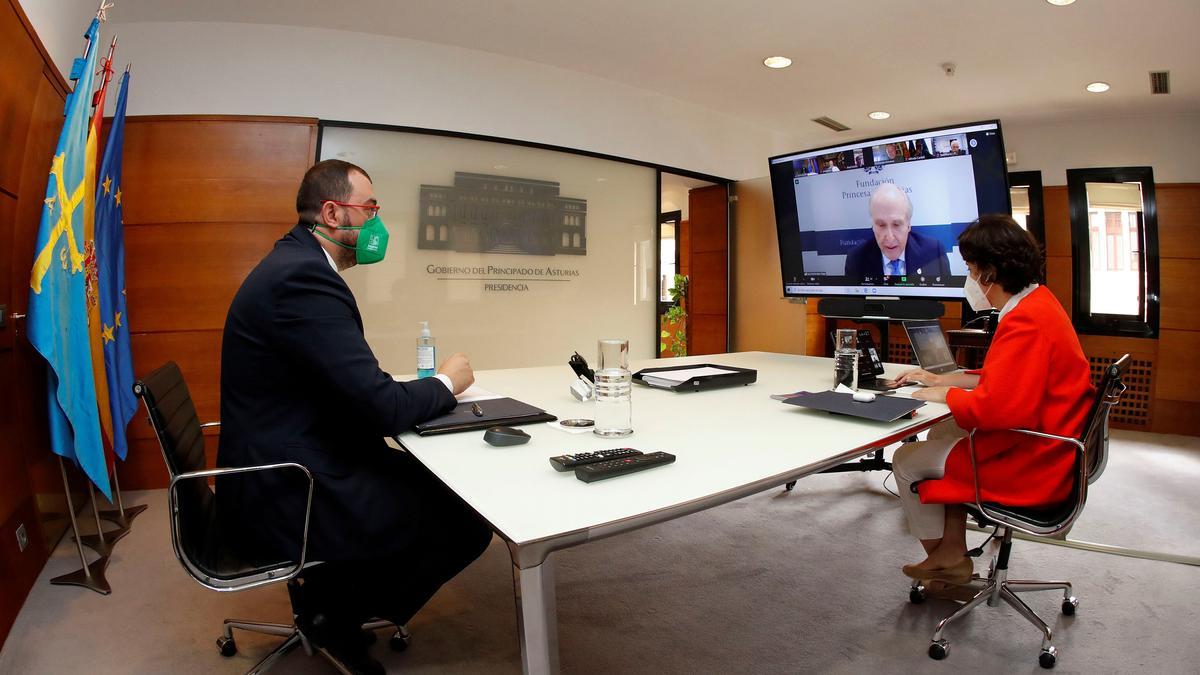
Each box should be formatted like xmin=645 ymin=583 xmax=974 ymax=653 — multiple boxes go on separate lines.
xmin=882 ymin=470 xmax=899 ymax=498
xmin=966 ymin=523 xmax=1001 ymax=558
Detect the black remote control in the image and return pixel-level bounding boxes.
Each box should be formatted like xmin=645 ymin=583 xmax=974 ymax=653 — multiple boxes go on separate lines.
xmin=549 ymin=448 xmax=642 ymax=472
xmin=574 ymin=451 xmax=676 ymax=483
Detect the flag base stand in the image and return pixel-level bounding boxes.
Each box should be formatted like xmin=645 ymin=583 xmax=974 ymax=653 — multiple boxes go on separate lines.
xmin=97 ymin=469 xmax=146 ymax=527
xmin=98 ymin=503 xmax=147 ymax=528
xmin=50 ymin=556 xmax=111 ymax=595
xmin=75 ymin=527 xmax=128 ymax=556
xmin=51 ymin=458 xmax=112 ymax=595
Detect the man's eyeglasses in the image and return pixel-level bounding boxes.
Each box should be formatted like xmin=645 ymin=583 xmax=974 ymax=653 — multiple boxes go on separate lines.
xmin=322 ymin=200 xmax=381 ymax=218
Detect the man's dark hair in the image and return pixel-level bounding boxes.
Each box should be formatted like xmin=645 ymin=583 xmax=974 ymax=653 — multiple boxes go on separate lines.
xmin=295 ymin=159 xmax=372 ymax=223
xmin=957 ymin=214 xmax=1043 ymax=294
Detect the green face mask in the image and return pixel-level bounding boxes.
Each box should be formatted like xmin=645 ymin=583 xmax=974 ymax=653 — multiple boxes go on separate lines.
xmin=313 ymin=214 xmax=390 ymax=265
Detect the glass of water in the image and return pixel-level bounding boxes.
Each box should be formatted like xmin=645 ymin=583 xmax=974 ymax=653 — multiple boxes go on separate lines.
xmin=594 ymin=339 xmax=633 ymax=437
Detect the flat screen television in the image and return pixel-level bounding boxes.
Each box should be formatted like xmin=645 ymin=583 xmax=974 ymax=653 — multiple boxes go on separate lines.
xmin=769 ymin=120 xmax=1010 ymax=301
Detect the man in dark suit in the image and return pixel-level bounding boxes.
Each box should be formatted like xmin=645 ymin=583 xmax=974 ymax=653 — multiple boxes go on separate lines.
xmin=843 ymin=183 xmax=951 ymax=280
xmin=217 ymin=160 xmax=492 ymax=673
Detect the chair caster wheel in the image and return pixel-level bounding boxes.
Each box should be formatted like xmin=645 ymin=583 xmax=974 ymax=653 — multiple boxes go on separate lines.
xmin=390 ymin=630 xmax=412 ymax=652
xmin=1061 ymin=597 xmax=1078 ymax=616
xmin=909 ymin=586 xmax=926 ymax=604
xmin=1039 ymin=646 xmax=1057 ymax=669
xmin=784 ymin=481 xmax=796 ymax=492
xmin=217 ymin=636 xmax=237 ymax=657
xmin=928 ymin=639 xmax=949 ymax=660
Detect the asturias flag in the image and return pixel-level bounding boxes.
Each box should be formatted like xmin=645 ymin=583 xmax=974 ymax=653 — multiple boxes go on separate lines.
xmin=27 ymin=18 xmax=110 ymax=499
xmin=96 ymin=70 xmax=137 ymax=461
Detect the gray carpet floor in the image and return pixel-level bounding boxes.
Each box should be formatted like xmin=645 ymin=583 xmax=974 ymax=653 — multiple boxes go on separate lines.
xmin=2 ymin=429 xmax=1198 ymax=674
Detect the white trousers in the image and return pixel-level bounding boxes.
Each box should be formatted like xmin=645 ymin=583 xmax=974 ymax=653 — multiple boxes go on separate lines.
xmin=892 ymin=419 xmax=967 ymax=540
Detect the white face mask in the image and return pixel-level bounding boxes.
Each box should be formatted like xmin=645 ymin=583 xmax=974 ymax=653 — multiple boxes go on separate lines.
xmin=964 ymin=273 xmax=994 ymax=312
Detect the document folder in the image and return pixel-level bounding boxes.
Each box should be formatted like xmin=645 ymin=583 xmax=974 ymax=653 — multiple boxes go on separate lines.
xmin=781 ymin=390 xmax=925 ymax=422
xmin=414 ymin=397 xmax=557 ymax=436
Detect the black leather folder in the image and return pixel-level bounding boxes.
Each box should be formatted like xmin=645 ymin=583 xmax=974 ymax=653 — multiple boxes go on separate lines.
xmin=413 ymin=397 xmax=557 ymax=436
xmin=781 ymin=390 xmax=925 ymax=422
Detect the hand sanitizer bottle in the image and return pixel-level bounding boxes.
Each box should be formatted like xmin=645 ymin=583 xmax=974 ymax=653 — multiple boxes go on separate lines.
xmin=416 ymin=321 xmax=436 ymax=378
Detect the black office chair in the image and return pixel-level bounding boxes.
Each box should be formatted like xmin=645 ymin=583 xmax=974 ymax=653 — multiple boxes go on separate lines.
xmin=134 ymin=361 xmax=410 ymax=674
xmin=909 ymin=354 xmax=1129 ymax=669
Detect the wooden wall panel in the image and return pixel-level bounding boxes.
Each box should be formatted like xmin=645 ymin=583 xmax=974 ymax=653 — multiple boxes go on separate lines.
xmin=0 ymin=498 xmax=48 ymax=646
xmin=0 ymin=0 xmax=42 ymax=196
xmin=0 ymin=195 xmax=14 ymax=352
xmin=1043 ymin=186 xmax=1071 ymax=258
xmin=688 ymin=251 xmax=727 ymax=315
xmin=121 ymin=118 xmax=317 ymax=225
xmin=112 ymin=115 xmax=317 ymax=489
xmin=1159 ymin=258 xmax=1200 ymax=332
xmin=1154 ymin=330 xmax=1200 ymax=403
xmin=124 ymin=222 xmax=288 ymax=333
xmin=730 ymin=177 xmax=807 ymax=355
xmin=686 ymin=184 xmax=728 ymax=355
xmin=1157 ymin=185 xmax=1200 ymax=260
xmin=1044 ymin=256 xmax=1072 ymax=316
xmin=688 ymin=314 xmax=727 ymax=357
xmin=0 ymin=352 xmax=29 ymax=523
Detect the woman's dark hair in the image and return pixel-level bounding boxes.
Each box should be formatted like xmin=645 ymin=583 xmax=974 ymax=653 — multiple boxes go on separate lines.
xmin=296 ymin=159 xmax=372 ymax=223
xmin=956 ymin=214 xmax=1043 ymax=294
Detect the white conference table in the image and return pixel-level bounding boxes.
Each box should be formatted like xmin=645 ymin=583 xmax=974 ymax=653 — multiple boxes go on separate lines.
xmin=394 ymin=351 xmax=950 ymax=674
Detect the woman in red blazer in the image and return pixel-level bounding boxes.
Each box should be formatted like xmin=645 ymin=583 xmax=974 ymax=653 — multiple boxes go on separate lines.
xmin=891 ymin=215 xmax=1094 ymax=584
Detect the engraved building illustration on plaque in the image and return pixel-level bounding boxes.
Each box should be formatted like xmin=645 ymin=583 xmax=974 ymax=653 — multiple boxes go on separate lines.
xmin=418 ymin=172 xmax=587 ymax=256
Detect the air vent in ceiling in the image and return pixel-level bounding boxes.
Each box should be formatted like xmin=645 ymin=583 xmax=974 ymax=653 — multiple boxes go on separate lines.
xmin=1150 ymin=71 xmax=1170 ymax=95
xmin=812 ymin=116 xmax=851 ymax=132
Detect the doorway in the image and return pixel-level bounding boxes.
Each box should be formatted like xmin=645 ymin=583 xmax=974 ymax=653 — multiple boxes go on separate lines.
xmin=659 ymin=172 xmax=728 ymax=357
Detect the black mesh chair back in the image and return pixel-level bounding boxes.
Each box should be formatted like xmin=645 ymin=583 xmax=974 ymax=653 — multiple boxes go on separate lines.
xmin=134 ymin=361 xmax=306 ymax=589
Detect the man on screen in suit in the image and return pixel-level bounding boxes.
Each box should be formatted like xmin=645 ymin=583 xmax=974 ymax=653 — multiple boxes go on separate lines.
xmin=217 ymin=159 xmax=492 ymax=674
xmin=843 ymin=183 xmax=951 ymax=280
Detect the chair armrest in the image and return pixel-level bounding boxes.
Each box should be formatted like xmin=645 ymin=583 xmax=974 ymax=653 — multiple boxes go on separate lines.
xmin=965 ymin=428 xmax=1086 ymax=537
xmin=168 ymin=462 xmax=314 ymax=592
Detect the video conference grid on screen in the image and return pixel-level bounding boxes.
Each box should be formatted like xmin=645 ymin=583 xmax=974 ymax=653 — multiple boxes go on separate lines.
xmin=769 ymin=121 xmax=1011 ymax=299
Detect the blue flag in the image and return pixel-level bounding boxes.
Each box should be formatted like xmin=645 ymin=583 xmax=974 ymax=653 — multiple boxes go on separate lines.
xmin=27 ymin=18 xmax=110 ymax=499
xmin=96 ymin=70 xmax=136 ymax=461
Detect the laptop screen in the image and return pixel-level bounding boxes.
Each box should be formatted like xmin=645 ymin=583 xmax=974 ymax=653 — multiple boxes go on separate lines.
xmin=904 ymin=321 xmax=958 ymax=374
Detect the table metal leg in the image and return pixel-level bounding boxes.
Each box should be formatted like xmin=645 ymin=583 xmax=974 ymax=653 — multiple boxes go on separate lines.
xmin=512 ymin=556 xmax=559 ymax=675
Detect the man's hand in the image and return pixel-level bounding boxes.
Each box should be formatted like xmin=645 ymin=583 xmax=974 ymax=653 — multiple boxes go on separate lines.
xmin=894 ymin=368 xmax=942 ymax=387
xmin=438 ymin=353 xmax=475 ymax=395
xmin=911 ymin=386 xmax=950 ymax=404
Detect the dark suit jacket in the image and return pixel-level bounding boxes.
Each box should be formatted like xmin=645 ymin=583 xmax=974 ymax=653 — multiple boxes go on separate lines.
xmin=843 ymin=229 xmax=951 ymax=279
xmin=216 ymin=223 xmax=457 ymax=562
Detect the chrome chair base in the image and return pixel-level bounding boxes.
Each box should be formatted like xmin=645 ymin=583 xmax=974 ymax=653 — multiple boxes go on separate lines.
xmin=910 ymin=562 xmax=1076 ymax=669
xmin=217 ymin=616 xmax=412 ymax=674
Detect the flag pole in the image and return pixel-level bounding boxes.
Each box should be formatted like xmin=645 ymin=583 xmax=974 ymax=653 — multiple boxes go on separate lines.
xmin=76 ymin=482 xmax=128 ymax=555
xmin=99 ymin=467 xmax=148 ymax=527
xmin=50 ymin=458 xmax=111 ymax=595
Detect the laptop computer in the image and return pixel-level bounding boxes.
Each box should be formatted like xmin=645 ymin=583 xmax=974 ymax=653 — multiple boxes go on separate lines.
xmin=902 ymin=320 xmax=962 ymax=375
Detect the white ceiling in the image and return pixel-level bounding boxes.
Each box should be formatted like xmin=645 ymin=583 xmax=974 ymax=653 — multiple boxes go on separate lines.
xmin=117 ymin=0 xmax=1198 ymax=150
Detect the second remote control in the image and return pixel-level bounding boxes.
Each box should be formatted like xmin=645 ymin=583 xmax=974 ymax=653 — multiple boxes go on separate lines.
xmin=549 ymin=448 xmax=642 ymax=472
xmin=574 ymin=451 xmax=676 ymax=483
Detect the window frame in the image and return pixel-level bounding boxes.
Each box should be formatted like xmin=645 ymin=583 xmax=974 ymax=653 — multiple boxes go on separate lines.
xmin=1067 ymin=166 xmax=1160 ymax=338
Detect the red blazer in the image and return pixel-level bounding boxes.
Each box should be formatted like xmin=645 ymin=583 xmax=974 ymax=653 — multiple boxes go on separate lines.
xmin=919 ymin=286 xmax=1094 ymax=507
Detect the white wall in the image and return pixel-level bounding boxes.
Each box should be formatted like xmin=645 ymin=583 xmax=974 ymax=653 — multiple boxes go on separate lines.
xmin=20 ymin=0 xmax=100 ymax=79
xmin=56 ymin=20 xmax=795 ymax=181
xmin=1002 ymin=113 xmax=1200 ymax=185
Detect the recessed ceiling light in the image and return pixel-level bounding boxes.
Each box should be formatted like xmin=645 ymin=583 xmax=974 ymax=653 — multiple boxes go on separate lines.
xmin=763 ymin=56 xmax=792 ymax=69
xmin=1086 ymin=81 xmax=1110 ymax=93
xmin=1045 ymin=0 xmax=1076 ymax=6
xmin=868 ymin=111 xmax=891 ymax=120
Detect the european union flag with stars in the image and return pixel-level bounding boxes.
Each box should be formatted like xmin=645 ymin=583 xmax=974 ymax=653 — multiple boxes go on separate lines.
xmin=27 ymin=18 xmax=109 ymax=498
xmin=96 ymin=69 xmax=136 ymax=461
